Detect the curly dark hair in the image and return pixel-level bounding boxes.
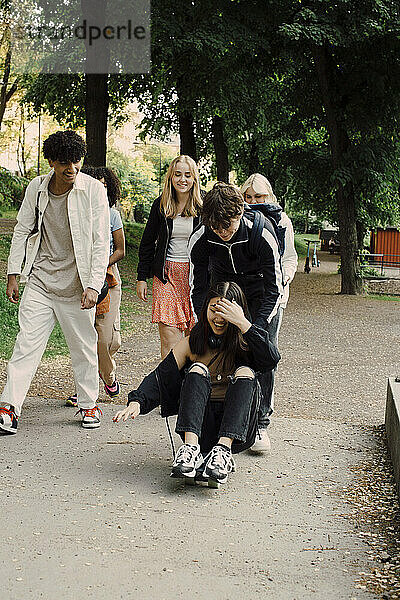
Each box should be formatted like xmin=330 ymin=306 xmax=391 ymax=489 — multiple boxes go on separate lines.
xmin=95 ymin=167 xmax=121 ymax=207
xmin=80 ymin=165 xmax=121 ymax=207
xmin=80 ymin=165 xmax=97 ymax=179
xmin=202 ymin=182 xmax=244 ymax=231
xmin=42 ymin=130 xmax=86 ymax=163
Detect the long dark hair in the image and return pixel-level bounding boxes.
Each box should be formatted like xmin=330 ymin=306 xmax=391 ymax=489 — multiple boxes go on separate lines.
xmin=189 ymin=281 xmax=251 ymax=373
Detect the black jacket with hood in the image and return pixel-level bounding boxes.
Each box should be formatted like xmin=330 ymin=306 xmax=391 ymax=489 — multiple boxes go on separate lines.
xmin=188 ymin=207 xmax=283 ymax=330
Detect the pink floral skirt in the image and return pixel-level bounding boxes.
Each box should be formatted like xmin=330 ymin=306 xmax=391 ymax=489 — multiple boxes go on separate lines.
xmin=152 ymin=260 xmax=195 ymax=331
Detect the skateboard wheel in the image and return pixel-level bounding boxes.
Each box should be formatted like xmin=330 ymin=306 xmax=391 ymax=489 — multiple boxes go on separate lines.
xmin=184 ymin=476 xmax=196 ymax=486
xmin=207 ymin=478 xmax=220 ymax=489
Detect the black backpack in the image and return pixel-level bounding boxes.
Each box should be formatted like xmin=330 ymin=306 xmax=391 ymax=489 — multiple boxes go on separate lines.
xmin=247 ymin=203 xmax=286 ymax=257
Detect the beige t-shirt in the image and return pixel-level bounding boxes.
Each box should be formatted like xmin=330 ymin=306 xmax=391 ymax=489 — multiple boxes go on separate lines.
xmin=29 ymin=190 xmax=83 ymax=301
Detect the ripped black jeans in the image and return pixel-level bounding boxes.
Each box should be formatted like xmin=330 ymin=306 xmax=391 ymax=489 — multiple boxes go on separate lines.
xmin=175 ymin=363 xmax=261 ymax=456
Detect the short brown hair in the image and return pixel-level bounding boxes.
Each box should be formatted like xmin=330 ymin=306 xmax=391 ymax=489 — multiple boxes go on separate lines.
xmin=202 ymin=182 xmax=244 ymax=231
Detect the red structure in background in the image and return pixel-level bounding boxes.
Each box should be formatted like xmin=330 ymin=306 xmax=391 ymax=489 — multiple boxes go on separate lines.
xmin=370 ymin=228 xmax=400 ymax=266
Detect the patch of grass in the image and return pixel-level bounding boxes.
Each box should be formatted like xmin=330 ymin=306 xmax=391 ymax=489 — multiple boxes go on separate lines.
xmin=0 ymin=282 xmax=20 ymax=358
xmin=119 ymin=222 xmax=144 ymax=287
xmin=0 ymin=208 xmax=18 ymax=219
xmin=124 ymin=221 xmax=145 ymax=252
xmin=294 ymin=233 xmax=320 ymax=258
xmin=0 ymin=234 xmax=11 ymax=261
xmin=367 ymin=293 xmax=400 ymax=302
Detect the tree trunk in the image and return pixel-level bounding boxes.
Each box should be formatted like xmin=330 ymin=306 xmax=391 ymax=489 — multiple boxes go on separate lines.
xmin=312 ymin=45 xmax=361 ymax=294
xmin=82 ymin=0 xmax=109 ymax=166
xmin=17 ymin=106 xmax=27 ymax=177
xmin=336 ymin=183 xmax=360 ymax=293
xmin=304 ymin=211 xmax=309 ymax=234
xmin=0 ymin=27 xmax=18 ymax=131
xmin=84 ymin=74 xmax=109 ymax=165
xmin=356 ymin=220 xmax=366 ymax=250
xmin=175 ymin=78 xmax=197 ymax=160
xmin=212 ymin=115 xmax=229 ymax=182
xmin=248 ymin=138 xmax=260 ymax=174
xmin=178 ymin=109 xmax=197 ymax=160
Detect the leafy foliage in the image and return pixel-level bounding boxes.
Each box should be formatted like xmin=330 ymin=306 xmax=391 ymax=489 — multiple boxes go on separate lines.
xmin=17 ymin=0 xmax=400 ymax=293
xmin=106 ymin=148 xmax=158 ymax=221
xmin=0 ymin=168 xmax=28 ymax=212
xmin=22 ymin=73 xmax=130 ymax=129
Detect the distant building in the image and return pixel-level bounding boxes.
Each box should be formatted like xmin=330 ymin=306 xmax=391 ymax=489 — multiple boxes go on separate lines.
xmin=370 ymin=228 xmax=400 ymax=266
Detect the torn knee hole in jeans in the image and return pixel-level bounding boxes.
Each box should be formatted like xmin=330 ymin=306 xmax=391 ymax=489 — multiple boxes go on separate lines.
xmin=229 ymin=375 xmax=255 ymax=384
xmin=187 ymin=362 xmax=209 ymax=378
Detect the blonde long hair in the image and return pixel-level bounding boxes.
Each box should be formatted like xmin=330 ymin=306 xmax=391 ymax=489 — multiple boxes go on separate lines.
xmin=160 ymin=155 xmax=202 ymax=218
xmin=241 ymin=173 xmax=278 ymax=204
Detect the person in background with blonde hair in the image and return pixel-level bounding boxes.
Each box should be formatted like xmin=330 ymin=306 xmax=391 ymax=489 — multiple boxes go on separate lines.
xmin=241 ymin=173 xmax=298 ymax=452
xmin=136 ymin=155 xmax=202 ymax=358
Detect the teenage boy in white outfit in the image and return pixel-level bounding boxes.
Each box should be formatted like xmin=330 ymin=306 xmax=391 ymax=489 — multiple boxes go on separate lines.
xmin=0 ymin=130 xmax=110 ymax=434
xmin=241 ymin=173 xmax=298 ymax=452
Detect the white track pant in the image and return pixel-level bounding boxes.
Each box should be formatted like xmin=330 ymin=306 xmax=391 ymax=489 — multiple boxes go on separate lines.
xmin=0 ymin=285 xmax=98 ymax=415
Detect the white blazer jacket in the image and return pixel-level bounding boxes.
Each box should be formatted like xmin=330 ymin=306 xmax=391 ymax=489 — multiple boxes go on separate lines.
xmin=7 ymin=170 xmax=110 ymax=294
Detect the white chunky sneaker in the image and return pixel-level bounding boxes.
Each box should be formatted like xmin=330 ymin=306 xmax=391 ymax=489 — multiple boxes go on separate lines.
xmin=203 ymin=445 xmax=236 ymax=485
xmin=170 ymin=443 xmax=203 ymax=478
xmin=0 ymin=406 xmax=18 ymax=434
xmin=76 ymin=406 xmax=102 ymax=429
xmin=250 ymin=429 xmax=271 ymax=453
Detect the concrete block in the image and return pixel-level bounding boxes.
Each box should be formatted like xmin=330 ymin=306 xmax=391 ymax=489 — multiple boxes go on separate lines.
xmin=385 ymin=378 xmax=400 ymax=497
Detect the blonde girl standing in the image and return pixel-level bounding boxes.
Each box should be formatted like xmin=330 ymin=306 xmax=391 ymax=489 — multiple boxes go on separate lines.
xmin=136 ymin=156 xmax=202 ymax=358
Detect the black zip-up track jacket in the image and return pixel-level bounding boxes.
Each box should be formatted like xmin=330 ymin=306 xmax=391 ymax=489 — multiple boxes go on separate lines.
xmin=127 ymin=323 xmax=280 ymax=418
xmin=137 ymin=196 xmax=201 ymax=284
xmin=188 ymin=209 xmax=283 ymax=329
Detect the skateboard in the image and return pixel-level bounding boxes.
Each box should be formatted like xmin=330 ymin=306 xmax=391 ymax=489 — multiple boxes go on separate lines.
xmin=170 ymin=469 xmax=220 ymax=488
xmin=184 ymin=469 xmax=220 ymax=489
xmin=170 ymin=466 xmax=221 ymax=488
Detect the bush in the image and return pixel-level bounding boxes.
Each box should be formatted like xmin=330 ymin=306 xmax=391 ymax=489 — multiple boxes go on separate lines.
xmin=106 ymin=148 xmax=159 ymax=221
xmin=0 ymin=168 xmax=29 ymax=213
xmin=361 ymin=266 xmax=381 ymax=277
xmin=134 ymin=203 xmax=148 ymax=223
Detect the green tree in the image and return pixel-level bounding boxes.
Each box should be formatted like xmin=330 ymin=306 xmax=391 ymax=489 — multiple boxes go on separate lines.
xmin=130 ymin=0 xmax=272 ymax=179
xmin=273 ymin=0 xmax=400 ymax=293
xmin=0 ymin=23 xmax=18 ymax=131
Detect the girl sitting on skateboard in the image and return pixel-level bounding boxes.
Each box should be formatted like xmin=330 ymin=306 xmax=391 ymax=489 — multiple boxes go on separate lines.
xmin=113 ymin=281 xmax=279 ymax=486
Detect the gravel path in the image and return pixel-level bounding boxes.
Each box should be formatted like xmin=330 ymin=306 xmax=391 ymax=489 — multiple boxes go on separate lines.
xmin=277 ymin=254 xmax=400 ymax=426
xmin=0 ymin=218 xmax=16 ymax=235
